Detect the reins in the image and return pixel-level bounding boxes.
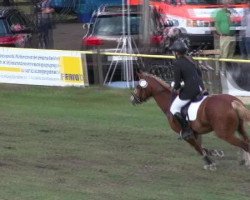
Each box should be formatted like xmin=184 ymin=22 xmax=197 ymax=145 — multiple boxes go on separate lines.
xmin=148 ymin=75 xmax=177 ymax=117
xmin=133 ymin=73 xmax=174 ymax=104
xmin=148 ymin=74 xmax=173 ymax=98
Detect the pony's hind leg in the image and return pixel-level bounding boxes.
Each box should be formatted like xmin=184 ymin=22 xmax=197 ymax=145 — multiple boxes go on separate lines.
xmin=218 ymin=133 xmax=250 ymax=153
xmin=238 ymin=119 xmax=250 ymax=143
xmin=241 ymin=150 xmax=250 ymax=168
xmin=237 ymin=121 xmax=250 ymax=166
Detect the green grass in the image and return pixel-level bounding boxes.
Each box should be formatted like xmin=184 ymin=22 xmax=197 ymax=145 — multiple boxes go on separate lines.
xmin=0 ymin=84 xmax=250 ymax=200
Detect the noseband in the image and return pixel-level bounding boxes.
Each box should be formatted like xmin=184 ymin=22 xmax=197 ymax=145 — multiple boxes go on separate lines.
xmin=131 ymin=86 xmax=147 ymax=104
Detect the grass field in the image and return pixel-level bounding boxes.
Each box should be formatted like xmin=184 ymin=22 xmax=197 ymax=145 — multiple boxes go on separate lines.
xmin=0 ymin=84 xmax=250 ymax=200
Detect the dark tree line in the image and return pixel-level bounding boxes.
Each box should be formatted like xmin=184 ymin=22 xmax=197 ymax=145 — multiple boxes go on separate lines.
xmin=2 ymin=0 xmax=14 ymax=6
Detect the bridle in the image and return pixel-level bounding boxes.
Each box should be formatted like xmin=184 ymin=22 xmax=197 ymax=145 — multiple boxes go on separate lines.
xmin=131 ymin=78 xmax=171 ymax=105
xmin=131 ymin=85 xmax=148 ymax=104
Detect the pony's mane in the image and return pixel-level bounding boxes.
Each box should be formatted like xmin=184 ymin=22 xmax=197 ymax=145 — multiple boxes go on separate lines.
xmin=144 ymin=72 xmax=172 ymax=91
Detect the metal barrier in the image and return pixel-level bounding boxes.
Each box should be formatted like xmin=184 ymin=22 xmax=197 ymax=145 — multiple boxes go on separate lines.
xmin=81 ymin=49 xmax=250 ymax=94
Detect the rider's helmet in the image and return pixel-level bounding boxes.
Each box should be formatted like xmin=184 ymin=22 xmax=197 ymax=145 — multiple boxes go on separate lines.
xmin=167 ymin=27 xmax=182 ymax=40
xmin=169 ymin=38 xmax=189 ymax=54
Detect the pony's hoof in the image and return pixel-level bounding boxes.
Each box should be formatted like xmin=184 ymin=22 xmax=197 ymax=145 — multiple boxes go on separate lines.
xmin=209 ymin=164 xmax=217 ymax=171
xmin=216 ymin=150 xmax=224 ymax=158
xmin=203 ymin=163 xmax=217 ymax=171
xmin=211 ymin=149 xmax=224 ymax=158
xmin=203 ymin=165 xmax=209 ymax=170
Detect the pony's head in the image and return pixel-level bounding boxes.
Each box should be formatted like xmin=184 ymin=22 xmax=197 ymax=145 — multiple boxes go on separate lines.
xmin=130 ymin=71 xmax=172 ymax=105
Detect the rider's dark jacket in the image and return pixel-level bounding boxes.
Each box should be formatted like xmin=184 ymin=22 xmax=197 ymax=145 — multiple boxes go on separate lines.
xmin=173 ymin=56 xmax=204 ymax=100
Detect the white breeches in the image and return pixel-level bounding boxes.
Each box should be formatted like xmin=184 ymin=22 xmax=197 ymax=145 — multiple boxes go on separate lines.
xmin=170 ymin=96 xmax=190 ymax=115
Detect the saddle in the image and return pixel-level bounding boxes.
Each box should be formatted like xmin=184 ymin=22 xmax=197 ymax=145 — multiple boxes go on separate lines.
xmin=181 ymin=91 xmax=209 ymax=121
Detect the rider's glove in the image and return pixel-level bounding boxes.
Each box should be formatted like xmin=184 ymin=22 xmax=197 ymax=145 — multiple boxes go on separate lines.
xmin=171 ymin=81 xmax=175 ymax=88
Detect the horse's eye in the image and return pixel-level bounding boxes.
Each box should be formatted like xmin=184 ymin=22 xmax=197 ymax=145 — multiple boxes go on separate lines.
xmin=134 ymin=89 xmax=137 ymax=94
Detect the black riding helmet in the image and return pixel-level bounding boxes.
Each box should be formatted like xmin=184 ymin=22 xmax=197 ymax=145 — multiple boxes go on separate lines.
xmin=169 ymin=38 xmax=189 ymax=54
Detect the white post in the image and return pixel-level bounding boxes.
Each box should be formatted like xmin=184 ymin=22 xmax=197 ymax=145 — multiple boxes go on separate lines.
xmin=142 ymin=0 xmax=150 ymax=46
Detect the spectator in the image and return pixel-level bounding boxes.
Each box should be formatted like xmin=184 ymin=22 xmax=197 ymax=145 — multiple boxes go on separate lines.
xmin=240 ymin=0 xmax=250 ymax=59
xmin=213 ymin=0 xmax=236 ymax=74
xmin=37 ymin=0 xmax=55 ymax=49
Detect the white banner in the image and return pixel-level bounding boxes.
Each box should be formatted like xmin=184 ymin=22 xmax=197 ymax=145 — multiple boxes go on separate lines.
xmin=0 ymin=47 xmax=88 ymax=87
xmin=221 ymin=63 xmax=250 ymax=96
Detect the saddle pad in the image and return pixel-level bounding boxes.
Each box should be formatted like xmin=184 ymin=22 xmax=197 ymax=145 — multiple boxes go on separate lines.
xmin=187 ymin=96 xmax=208 ymax=121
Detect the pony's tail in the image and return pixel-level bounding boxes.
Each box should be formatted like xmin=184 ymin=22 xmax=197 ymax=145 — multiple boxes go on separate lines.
xmin=232 ymin=100 xmax=250 ymax=122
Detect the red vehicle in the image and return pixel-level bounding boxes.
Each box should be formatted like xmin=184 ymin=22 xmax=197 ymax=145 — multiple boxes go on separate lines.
xmin=130 ymin=0 xmax=247 ymax=47
xmin=0 ymin=7 xmax=39 ymax=48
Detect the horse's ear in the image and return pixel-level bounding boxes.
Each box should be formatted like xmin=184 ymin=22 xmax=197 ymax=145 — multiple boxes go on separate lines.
xmin=136 ymin=69 xmax=144 ymax=78
xmin=136 ymin=71 xmax=142 ymax=78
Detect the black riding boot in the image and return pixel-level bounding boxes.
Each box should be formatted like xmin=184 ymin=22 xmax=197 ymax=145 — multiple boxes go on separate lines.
xmin=174 ymin=112 xmax=194 ymax=140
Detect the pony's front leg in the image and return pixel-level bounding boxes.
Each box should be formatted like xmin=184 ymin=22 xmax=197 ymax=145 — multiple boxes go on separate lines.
xmin=186 ymin=137 xmax=216 ymax=170
xmin=169 ymin=117 xmax=216 ymax=169
xmin=202 ymin=148 xmax=225 ymax=158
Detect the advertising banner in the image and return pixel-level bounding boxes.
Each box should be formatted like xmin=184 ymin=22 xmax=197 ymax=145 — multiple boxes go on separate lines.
xmin=0 ymin=47 xmax=88 ymax=87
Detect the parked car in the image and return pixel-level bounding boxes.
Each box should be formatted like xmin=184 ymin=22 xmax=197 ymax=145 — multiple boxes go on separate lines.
xmin=0 ymin=7 xmax=39 ymax=48
xmin=81 ymin=4 xmax=172 ymax=84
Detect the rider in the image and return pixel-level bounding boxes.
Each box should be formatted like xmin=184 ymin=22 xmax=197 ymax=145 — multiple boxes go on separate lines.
xmin=169 ymin=38 xmax=206 ymax=140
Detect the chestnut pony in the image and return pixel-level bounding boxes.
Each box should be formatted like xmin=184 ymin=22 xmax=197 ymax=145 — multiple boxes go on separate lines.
xmin=131 ymin=71 xmax=250 ymax=170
